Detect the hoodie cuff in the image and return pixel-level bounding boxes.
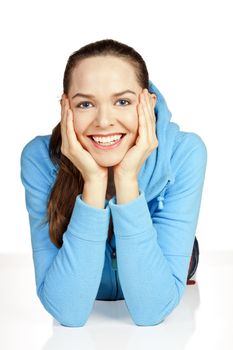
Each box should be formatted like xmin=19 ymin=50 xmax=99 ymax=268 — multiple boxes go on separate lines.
xmin=108 ymin=190 xmax=153 ymax=238
xmin=68 ymin=194 xmax=111 ymax=241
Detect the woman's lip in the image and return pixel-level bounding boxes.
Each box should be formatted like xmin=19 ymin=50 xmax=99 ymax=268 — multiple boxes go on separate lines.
xmin=89 ymin=134 xmax=126 ymax=150
xmin=88 ymin=133 xmax=126 ymax=137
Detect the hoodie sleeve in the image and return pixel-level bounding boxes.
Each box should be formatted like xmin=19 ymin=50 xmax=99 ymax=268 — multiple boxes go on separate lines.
xmin=20 ymin=137 xmax=110 ymax=327
xmin=108 ymin=132 xmax=207 ymax=326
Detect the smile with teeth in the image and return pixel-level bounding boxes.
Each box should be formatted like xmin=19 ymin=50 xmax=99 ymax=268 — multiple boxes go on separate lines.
xmin=91 ymin=134 xmax=124 ymax=146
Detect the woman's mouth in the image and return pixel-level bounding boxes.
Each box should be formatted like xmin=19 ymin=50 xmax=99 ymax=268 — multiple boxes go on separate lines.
xmin=88 ymin=134 xmax=126 ymax=150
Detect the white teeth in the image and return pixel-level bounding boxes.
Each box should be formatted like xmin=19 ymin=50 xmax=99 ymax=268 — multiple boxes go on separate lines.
xmin=92 ymin=134 xmax=122 ymax=143
xmin=95 ymin=139 xmax=118 ymax=146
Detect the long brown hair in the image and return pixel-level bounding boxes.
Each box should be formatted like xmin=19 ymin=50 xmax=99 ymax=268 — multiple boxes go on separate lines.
xmin=47 ymin=39 xmax=150 ymax=248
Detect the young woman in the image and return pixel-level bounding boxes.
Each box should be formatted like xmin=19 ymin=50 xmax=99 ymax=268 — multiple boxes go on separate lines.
xmin=20 ymin=39 xmax=207 ymax=327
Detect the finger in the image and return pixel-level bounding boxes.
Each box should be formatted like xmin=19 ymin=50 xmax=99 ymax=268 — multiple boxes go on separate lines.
xmin=141 ymin=93 xmax=149 ymax=139
xmin=144 ymin=90 xmax=155 ymax=121
xmin=149 ymin=94 xmax=156 ymax=119
xmin=66 ymin=108 xmax=81 ymax=151
xmin=139 ymin=93 xmax=150 ymax=144
xmin=60 ymin=97 xmax=69 ymax=151
xmin=61 ymin=94 xmax=68 ymax=120
xmin=144 ymin=90 xmax=156 ymax=135
xmin=145 ymin=92 xmax=158 ymax=145
xmin=141 ymin=91 xmax=155 ymax=146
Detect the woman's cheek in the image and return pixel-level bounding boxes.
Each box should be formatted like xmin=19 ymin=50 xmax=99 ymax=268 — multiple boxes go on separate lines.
xmin=130 ymin=110 xmax=139 ymax=132
xmin=72 ymin=114 xmax=84 ymax=140
xmin=72 ymin=116 xmax=79 ymax=135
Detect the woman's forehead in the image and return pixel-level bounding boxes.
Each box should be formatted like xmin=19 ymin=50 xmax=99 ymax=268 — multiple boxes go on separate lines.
xmin=71 ymin=56 xmax=137 ymax=83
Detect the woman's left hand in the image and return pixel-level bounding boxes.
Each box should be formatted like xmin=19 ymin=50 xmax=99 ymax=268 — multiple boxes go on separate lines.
xmin=113 ymin=88 xmax=158 ymax=179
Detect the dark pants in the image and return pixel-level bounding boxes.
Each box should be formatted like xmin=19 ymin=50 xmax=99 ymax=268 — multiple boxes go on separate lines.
xmin=186 ymin=237 xmax=199 ymax=285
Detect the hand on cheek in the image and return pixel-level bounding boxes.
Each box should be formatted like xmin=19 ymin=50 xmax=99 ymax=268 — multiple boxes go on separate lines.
xmin=113 ymin=89 xmax=158 ymax=178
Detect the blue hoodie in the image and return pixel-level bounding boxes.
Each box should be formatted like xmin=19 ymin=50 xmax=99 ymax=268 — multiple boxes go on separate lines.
xmin=20 ymin=80 xmax=207 ymax=327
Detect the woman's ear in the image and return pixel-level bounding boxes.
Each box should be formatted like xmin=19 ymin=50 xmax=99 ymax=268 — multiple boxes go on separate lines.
xmin=60 ymin=93 xmax=66 ymax=106
xmin=150 ymin=93 xmax=157 ymax=109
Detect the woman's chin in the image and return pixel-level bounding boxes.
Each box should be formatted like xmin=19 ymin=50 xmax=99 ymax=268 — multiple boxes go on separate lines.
xmin=94 ymin=154 xmax=124 ymax=168
xmin=96 ymin=159 xmax=122 ymax=167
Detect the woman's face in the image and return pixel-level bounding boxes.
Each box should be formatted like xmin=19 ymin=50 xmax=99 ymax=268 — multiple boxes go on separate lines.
xmin=67 ymin=56 xmax=145 ymax=167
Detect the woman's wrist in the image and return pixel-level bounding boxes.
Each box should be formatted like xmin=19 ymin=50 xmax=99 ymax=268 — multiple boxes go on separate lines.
xmin=114 ymin=175 xmax=139 ymax=204
xmin=82 ymin=178 xmax=108 ymax=209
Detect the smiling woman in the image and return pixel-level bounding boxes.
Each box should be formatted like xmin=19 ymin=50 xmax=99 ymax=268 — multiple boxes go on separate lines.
xmin=20 ymin=38 xmax=207 ymax=327
xmin=65 ymin=55 xmax=151 ymax=170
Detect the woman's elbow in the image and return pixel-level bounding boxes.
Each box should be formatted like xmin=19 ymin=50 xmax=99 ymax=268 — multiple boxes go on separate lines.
xmin=58 ymin=317 xmax=87 ymax=327
xmin=130 ymin=291 xmax=181 ymax=327
xmin=132 ymin=307 xmax=174 ymax=327
xmin=37 ymin=288 xmax=89 ymax=327
xmin=134 ymin=316 xmax=165 ymax=327
xmin=44 ymin=303 xmax=89 ymax=327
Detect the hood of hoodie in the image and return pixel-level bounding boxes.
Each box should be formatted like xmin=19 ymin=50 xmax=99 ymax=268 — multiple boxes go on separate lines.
xmin=136 ymin=80 xmax=180 ymax=206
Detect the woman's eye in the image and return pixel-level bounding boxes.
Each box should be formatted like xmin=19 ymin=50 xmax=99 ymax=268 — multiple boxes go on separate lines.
xmin=116 ymin=99 xmax=130 ymax=106
xmin=76 ymin=101 xmax=93 ymax=109
xmin=76 ymin=99 xmax=130 ymax=109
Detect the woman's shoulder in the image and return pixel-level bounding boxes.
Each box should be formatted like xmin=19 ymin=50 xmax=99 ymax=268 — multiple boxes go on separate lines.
xmin=20 ymin=134 xmax=58 ymax=179
xmin=174 ymin=130 xmax=207 ymax=150
xmin=172 ymin=130 xmax=207 ymax=159
xmin=171 ymin=130 xmax=208 ymax=174
xmin=21 ymin=134 xmax=51 ymax=158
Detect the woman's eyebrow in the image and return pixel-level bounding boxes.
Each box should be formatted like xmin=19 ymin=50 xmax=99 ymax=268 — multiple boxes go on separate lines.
xmin=72 ymin=90 xmax=136 ymax=99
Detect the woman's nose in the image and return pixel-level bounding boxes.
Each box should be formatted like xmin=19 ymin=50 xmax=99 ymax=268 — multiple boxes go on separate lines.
xmin=94 ymin=106 xmax=115 ymax=126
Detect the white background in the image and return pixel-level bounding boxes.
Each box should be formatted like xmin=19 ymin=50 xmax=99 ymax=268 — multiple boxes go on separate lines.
xmin=0 ymin=0 xmax=232 ymax=253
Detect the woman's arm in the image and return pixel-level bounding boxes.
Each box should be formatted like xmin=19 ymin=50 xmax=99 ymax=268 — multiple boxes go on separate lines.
xmin=20 ymin=137 xmax=110 ymax=327
xmin=82 ymin=179 xmax=107 ymax=209
xmin=109 ymin=133 xmax=207 ymax=326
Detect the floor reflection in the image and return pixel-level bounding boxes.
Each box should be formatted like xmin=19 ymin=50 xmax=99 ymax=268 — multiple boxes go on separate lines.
xmin=42 ymin=283 xmax=200 ymax=350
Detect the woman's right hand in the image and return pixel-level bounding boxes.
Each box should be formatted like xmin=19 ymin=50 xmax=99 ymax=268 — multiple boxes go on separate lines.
xmin=60 ymin=95 xmax=108 ymax=183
